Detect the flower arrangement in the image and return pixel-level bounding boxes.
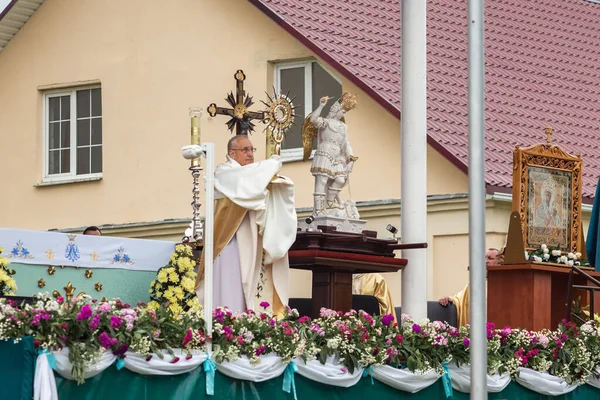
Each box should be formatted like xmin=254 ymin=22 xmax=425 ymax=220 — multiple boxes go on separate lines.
xmin=297 ymin=308 xmax=397 ymax=373
xmin=0 ymin=293 xmax=209 ymax=384
xmin=212 ymin=302 xmax=305 ymax=366
xmin=526 ymin=244 xmax=586 ymax=266
xmin=148 ymin=244 xmax=198 ymax=316
xmin=4 ymin=293 xmax=600 ymax=388
xmin=0 ymin=246 xmax=17 ymax=295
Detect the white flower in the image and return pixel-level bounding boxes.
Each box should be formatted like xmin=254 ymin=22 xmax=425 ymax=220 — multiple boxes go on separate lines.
xmin=543 ymin=253 xmax=550 ymax=261
xmin=551 ymin=250 xmax=559 ymax=257
xmin=560 ymin=255 xmax=568 ymax=263
xmin=541 ymin=244 xmax=548 ymax=250
xmin=556 ymin=250 xmax=562 ymax=256
xmin=568 ymin=252 xmax=575 ymax=259
xmin=575 ymin=252 xmax=582 ymax=259
xmin=525 ymin=251 xmax=530 ymax=260
xmin=567 ymin=260 xmax=574 ymax=267
xmin=543 ymin=248 xmax=549 ymax=254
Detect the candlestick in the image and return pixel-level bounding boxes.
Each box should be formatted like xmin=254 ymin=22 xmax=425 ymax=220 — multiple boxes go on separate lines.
xmin=189 ymin=107 xmax=202 ymax=167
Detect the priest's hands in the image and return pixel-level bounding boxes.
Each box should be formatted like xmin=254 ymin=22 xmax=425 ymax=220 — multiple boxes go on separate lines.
xmin=182 ymin=145 xmax=203 ymax=160
xmin=439 ymin=296 xmax=452 ymax=307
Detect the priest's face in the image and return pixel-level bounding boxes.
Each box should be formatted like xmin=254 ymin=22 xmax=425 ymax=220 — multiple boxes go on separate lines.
xmin=229 ymin=136 xmax=255 ymax=166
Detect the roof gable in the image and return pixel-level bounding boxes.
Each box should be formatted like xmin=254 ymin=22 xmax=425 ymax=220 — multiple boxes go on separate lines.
xmin=251 ymin=0 xmax=600 ymax=200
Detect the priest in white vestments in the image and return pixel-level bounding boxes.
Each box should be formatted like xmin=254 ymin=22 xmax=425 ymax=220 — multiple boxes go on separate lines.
xmin=191 ymin=136 xmax=297 ymax=316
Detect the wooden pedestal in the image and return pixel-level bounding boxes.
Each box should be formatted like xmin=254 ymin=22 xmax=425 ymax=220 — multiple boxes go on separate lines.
xmin=288 ymin=249 xmax=406 ymax=318
xmin=487 ymin=263 xmax=600 ymax=330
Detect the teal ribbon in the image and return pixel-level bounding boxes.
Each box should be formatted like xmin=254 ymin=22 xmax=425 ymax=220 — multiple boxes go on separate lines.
xmin=282 ymin=361 xmax=298 ymax=400
xmin=361 ymin=365 xmax=374 ymax=385
xmin=38 ymin=348 xmax=56 ymax=370
xmin=116 ymin=357 xmax=125 ymax=370
xmin=441 ymin=363 xmax=453 ymax=399
xmin=203 ymin=354 xmax=217 ymax=396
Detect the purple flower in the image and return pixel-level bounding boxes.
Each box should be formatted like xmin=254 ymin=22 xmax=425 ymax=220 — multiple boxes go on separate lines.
xmin=259 ymin=301 xmax=270 ymax=309
xmin=110 ymin=316 xmax=123 ymax=329
xmin=89 ymin=314 xmax=100 ymax=330
xmin=76 ymin=304 xmax=93 ymax=321
xmin=381 ymin=314 xmax=395 ymax=326
xmin=98 ymin=332 xmax=117 ymax=349
xmin=255 ymin=346 xmax=267 ymax=356
xmin=463 ymin=337 xmax=470 ymax=348
xmin=412 ymin=324 xmax=421 ymax=334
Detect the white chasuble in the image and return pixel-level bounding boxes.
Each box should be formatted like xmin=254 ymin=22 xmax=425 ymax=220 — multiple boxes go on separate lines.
xmin=198 ymin=156 xmax=297 ymax=315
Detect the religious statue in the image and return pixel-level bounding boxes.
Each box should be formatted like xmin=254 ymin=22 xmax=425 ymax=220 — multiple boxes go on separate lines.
xmin=302 ymin=92 xmax=359 ymax=218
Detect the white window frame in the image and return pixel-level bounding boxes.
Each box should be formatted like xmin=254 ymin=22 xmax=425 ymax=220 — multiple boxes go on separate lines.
xmin=274 ymin=60 xmax=342 ymax=162
xmin=42 ymin=86 xmax=102 ymax=184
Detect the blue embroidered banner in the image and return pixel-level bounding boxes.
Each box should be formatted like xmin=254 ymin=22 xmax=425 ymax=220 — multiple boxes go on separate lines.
xmin=0 ymin=228 xmax=176 ymax=272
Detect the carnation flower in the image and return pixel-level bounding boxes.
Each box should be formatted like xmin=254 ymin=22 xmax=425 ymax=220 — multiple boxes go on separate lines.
xmin=381 ymin=314 xmax=395 ymax=326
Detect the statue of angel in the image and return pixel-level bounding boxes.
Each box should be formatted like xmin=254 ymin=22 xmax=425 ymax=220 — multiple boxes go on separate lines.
xmin=302 ymin=92 xmax=359 ymax=218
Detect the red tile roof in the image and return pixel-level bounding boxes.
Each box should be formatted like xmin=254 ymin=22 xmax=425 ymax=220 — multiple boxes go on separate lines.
xmin=250 ymin=0 xmax=600 ymax=200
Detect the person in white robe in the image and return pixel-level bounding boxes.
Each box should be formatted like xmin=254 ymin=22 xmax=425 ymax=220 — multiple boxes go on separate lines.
xmin=185 ymin=135 xmax=297 ymax=316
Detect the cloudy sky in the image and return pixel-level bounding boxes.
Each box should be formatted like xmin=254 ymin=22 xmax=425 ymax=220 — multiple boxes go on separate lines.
xmin=0 ymin=0 xmax=10 ymax=13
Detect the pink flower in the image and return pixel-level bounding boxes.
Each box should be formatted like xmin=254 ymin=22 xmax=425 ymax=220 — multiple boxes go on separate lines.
xmin=98 ymin=332 xmax=117 ymax=349
xmin=412 ymin=324 xmax=421 ymax=334
xmin=76 ymin=304 xmax=93 ymax=321
xmin=110 ymin=316 xmax=123 ymax=329
xmin=153 ymin=329 xmax=161 ymax=339
xmin=259 ymin=301 xmax=270 ymax=309
xmin=60 ymin=323 xmax=69 ymax=330
xmin=298 ymin=316 xmax=311 ymax=324
xmin=396 ymin=334 xmax=403 ymax=344
xmin=97 ymin=303 xmax=112 ymax=313
xmin=255 ymin=346 xmax=267 ymax=356
xmin=381 ymin=314 xmax=395 ymax=326
xmin=89 ymin=314 xmax=100 ymax=330
xmin=463 ymin=337 xmax=470 ymax=348
xmin=183 ymin=329 xmax=193 ymax=346
xmin=56 ymin=296 xmax=64 ymax=305
xmin=170 ymin=357 xmax=180 ymax=364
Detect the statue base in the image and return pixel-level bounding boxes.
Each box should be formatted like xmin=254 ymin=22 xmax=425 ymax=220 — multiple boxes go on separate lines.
xmin=299 ymin=215 xmax=367 ymax=234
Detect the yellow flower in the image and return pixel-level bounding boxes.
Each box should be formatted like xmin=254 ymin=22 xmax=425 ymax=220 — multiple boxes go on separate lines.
xmin=175 ymin=244 xmax=185 ymax=253
xmin=0 ymin=269 xmax=8 ymax=282
xmin=169 ymin=303 xmax=183 ymax=317
xmin=157 ymin=270 xmax=168 ymax=283
xmin=156 ymin=290 xmax=163 ymax=298
xmin=169 ymin=272 xmax=180 ymax=283
xmin=155 ymin=282 xmax=162 ymax=290
xmin=165 ymin=267 xmax=176 ymax=275
xmin=8 ymin=279 xmax=17 ymax=292
xmin=0 ymin=257 xmax=8 ymax=267
xmin=185 ymin=271 xmax=196 ymax=279
xmin=174 ymin=286 xmax=184 ymax=300
xmin=181 ymin=277 xmax=195 ymax=293
xmin=148 ymin=300 xmax=160 ymax=310
xmin=164 ymin=288 xmax=175 ymax=301
xmin=0 ymin=247 xmax=4 ymax=254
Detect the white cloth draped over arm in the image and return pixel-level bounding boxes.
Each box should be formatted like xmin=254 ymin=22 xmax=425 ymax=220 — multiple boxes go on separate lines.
xmin=214 ymin=157 xmax=282 ymax=210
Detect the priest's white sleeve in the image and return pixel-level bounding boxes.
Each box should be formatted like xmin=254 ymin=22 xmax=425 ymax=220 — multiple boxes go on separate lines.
xmin=214 ymin=157 xmax=282 ymax=210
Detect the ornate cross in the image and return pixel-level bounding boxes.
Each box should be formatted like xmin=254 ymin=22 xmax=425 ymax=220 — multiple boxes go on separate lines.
xmin=207 ymin=70 xmax=265 ymax=136
xmin=545 ymin=126 xmax=552 ymax=144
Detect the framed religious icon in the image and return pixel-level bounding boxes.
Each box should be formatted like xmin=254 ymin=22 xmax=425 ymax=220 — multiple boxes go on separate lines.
xmin=512 ymin=129 xmax=583 ymax=253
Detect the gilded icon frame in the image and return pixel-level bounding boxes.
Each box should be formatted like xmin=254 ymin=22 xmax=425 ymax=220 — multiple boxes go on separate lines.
xmin=512 ymin=142 xmax=583 ymax=252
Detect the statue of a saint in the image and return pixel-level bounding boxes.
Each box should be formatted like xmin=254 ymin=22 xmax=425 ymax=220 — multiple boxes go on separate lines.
xmin=302 ymin=92 xmax=359 ymax=218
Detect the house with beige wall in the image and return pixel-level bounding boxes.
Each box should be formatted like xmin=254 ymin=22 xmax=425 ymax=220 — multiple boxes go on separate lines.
xmin=1 ymin=0 xmax=599 ymax=306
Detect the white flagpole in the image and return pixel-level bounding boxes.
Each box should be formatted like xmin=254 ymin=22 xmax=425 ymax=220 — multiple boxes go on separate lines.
xmin=203 ymin=143 xmax=215 ymax=353
xmin=467 ymin=0 xmax=488 ymax=397
xmin=400 ymin=0 xmax=428 ymax=321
